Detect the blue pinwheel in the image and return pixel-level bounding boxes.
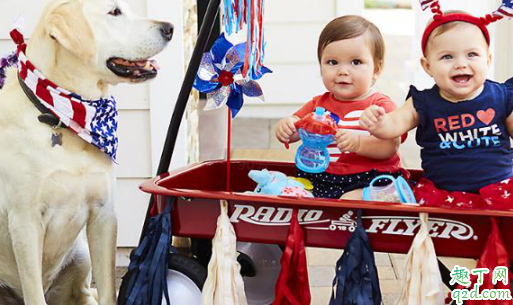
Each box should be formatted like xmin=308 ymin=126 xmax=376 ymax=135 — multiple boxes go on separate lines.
xmin=193 ymin=33 xmax=271 ymax=117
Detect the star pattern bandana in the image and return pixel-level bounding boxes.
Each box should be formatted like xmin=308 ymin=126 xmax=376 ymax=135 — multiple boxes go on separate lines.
xmin=10 ymin=28 xmax=118 ymax=161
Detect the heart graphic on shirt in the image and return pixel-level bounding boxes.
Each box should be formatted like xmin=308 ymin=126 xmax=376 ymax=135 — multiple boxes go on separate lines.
xmin=476 ymin=108 xmax=495 ymax=125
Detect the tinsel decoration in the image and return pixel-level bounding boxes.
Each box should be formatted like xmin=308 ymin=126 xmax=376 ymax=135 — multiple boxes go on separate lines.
xmin=222 ymin=0 xmax=266 ymax=80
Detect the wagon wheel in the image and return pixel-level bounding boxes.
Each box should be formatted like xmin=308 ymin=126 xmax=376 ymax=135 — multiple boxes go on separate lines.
xmin=117 ymin=252 xmax=206 ymax=305
xmin=237 ymin=242 xmax=282 ymax=305
xmin=191 ymin=240 xmax=283 ymax=305
xmin=164 ymin=253 xmax=207 ymax=304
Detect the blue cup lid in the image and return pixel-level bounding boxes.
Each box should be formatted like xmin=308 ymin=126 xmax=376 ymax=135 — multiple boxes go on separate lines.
xmin=362 ymin=175 xmax=417 ymax=204
xmin=395 ymin=176 xmax=417 ymax=204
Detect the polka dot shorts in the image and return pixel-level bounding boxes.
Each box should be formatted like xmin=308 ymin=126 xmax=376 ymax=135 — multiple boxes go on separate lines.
xmin=297 ymin=169 xmax=404 ymax=199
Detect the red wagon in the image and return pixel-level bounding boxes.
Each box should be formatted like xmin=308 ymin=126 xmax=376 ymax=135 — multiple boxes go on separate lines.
xmin=141 ymin=159 xmax=513 ymax=260
xmin=135 ymin=159 xmax=513 ymax=304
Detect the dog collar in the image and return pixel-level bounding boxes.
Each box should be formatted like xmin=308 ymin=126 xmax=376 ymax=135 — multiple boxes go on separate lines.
xmin=10 ymin=28 xmax=118 ymax=161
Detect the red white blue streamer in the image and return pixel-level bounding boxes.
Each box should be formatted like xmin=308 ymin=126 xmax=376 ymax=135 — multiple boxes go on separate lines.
xmin=222 ymin=0 xmax=266 ymax=80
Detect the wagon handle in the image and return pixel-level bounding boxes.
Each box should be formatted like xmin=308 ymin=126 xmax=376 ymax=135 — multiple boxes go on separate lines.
xmin=140 ymin=0 xmax=222 ymax=241
xmin=157 ymin=0 xmax=221 ymax=176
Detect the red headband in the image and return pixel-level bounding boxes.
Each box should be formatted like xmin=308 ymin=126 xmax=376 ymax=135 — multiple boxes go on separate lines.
xmin=421 ymin=13 xmax=492 ymax=55
xmin=418 ymin=0 xmax=509 ymax=55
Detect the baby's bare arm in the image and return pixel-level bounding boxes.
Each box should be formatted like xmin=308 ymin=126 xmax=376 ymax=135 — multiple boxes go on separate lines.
xmin=335 ymin=130 xmax=399 ymax=159
xmin=360 ymin=98 xmax=419 ymax=139
xmin=356 ymin=136 xmax=401 ymax=159
xmin=506 ymin=112 xmax=513 ymax=139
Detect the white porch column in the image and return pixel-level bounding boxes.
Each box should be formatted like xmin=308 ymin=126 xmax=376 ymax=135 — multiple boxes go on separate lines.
xmin=147 ymin=0 xmax=188 ymax=173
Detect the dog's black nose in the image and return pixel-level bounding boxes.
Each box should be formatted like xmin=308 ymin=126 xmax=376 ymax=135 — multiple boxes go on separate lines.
xmin=160 ymin=22 xmax=174 ymax=41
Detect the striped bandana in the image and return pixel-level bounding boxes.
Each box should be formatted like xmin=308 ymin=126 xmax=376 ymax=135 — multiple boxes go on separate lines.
xmin=10 ymin=28 xmax=118 ymax=161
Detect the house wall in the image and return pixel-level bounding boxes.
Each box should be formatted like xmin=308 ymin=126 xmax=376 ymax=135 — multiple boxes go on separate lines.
xmin=0 ymin=0 xmax=187 ymax=246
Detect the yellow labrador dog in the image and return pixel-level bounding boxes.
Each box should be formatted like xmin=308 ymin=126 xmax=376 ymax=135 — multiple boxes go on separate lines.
xmin=0 ymin=0 xmax=172 ymax=304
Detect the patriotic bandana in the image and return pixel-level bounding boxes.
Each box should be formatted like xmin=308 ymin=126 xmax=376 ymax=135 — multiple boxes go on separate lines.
xmin=10 ymin=27 xmax=118 ymax=161
xmin=419 ymin=0 xmax=512 ymax=55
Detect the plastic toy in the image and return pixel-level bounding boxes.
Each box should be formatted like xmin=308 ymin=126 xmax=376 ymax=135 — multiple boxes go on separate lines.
xmin=362 ymin=175 xmax=417 ymax=204
xmin=294 ymin=107 xmax=337 ymax=173
xmin=248 ymin=169 xmax=313 ymax=198
xmin=288 ymin=177 xmax=313 ymax=191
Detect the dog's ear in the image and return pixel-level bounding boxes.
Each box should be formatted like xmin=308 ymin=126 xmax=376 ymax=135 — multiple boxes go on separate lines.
xmin=45 ymin=1 xmax=97 ymax=63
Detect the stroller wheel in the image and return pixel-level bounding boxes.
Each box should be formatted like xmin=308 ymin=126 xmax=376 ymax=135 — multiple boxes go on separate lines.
xmin=163 ymin=253 xmax=207 ymax=305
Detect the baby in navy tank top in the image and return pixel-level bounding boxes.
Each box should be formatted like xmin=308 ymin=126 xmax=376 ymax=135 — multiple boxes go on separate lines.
xmin=360 ymin=10 xmax=513 ymax=210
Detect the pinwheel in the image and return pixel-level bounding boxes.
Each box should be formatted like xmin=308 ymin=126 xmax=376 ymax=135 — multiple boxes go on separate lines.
xmin=193 ymin=33 xmax=271 ymax=118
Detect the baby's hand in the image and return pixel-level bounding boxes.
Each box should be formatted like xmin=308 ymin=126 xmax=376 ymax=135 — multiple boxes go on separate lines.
xmin=335 ymin=130 xmax=360 ymax=153
xmin=359 ymin=105 xmax=386 ymax=131
xmin=275 ymin=116 xmax=299 ymax=144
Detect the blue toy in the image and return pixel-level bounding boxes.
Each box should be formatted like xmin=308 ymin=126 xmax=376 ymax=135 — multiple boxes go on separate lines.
xmin=294 ymin=107 xmax=337 ymax=174
xmin=362 ymin=175 xmax=417 ymax=204
xmin=248 ymin=169 xmax=313 ymax=197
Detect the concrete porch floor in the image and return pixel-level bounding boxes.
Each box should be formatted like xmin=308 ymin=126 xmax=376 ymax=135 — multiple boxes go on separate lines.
xmin=306 ymin=249 xmax=475 ymax=305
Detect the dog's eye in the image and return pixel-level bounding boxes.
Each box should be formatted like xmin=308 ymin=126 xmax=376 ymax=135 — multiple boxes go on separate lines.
xmin=108 ymin=7 xmax=122 ymax=16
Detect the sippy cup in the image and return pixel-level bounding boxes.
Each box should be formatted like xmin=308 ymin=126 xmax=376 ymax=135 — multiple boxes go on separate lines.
xmin=294 ymin=107 xmax=337 ymax=173
xmin=362 ymin=175 xmax=417 ymax=204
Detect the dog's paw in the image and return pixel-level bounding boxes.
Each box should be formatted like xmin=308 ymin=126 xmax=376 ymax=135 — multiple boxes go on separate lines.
xmin=74 ymin=288 xmax=98 ymax=305
xmin=76 ymin=296 xmax=98 ymax=305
